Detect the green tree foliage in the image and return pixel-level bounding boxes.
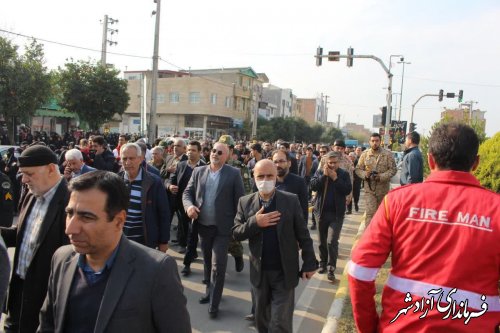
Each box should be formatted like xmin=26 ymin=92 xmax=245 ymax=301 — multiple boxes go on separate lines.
xmin=58 ymin=60 xmax=129 ymax=130
xmin=321 ymin=126 xmax=344 ymax=144
xmin=0 ymin=38 xmax=52 ymax=141
xmin=474 ymin=132 xmax=500 ymax=192
xmin=420 ymin=115 xmax=488 ymax=178
xmin=254 ymin=116 xmax=337 ymax=143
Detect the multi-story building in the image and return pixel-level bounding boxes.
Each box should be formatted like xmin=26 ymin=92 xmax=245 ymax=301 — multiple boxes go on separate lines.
xmin=441 ymin=106 xmax=486 ymax=131
xmin=261 ymin=85 xmax=294 ymax=119
xmin=121 ymin=67 xmax=264 ymax=140
xmin=296 ymin=96 xmax=326 ymax=125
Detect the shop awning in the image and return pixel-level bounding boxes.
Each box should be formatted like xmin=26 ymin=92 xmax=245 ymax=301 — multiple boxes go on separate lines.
xmin=34 ymin=110 xmax=77 ymax=118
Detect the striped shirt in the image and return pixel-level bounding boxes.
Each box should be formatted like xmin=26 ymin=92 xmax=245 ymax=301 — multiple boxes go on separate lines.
xmin=17 ymin=178 xmax=62 ymax=279
xmin=123 ymin=169 xmax=144 ymax=245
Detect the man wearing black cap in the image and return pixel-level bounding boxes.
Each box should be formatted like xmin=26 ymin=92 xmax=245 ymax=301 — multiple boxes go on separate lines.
xmin=1 ymin=145 xmax=69 ymax=333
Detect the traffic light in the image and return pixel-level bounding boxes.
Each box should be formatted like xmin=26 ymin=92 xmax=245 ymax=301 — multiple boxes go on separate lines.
xmin=316 ymin=47 xmax=323 ymax=67
xmin=409 ymin=123 xmax=417 ymax=132
xmin=438 ymin=89 xmax=444 ymax=102
xmin=458 ymin=90 xmax=463 ymax=102
xmin=347 ymin=47 xmax=354 ymax=67
xmin=381 ymin=106 xmax=387 ymax=126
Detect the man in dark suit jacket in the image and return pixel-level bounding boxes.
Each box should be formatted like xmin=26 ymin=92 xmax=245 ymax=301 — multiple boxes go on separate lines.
xmin=310 ymin=151 xmax=352 ymax=281
xmin=38 ymin=171 xmax=191 ymax=333
xmin=183 ymin=142 xmax=245 ymax=318
xmin=233 ymin=159 xmax=317 ymax=332
xmin=166 ymin=141 xmax=205 ymax=268
xmin=1 ymin=145 xmax=69 ymax=333
xmin=119 ymin=143 xmax=170 ymax=252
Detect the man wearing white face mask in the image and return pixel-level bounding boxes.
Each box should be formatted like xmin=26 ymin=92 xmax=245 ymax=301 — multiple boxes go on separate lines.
xmin=233 ymin=159 xmax=318 ymax=332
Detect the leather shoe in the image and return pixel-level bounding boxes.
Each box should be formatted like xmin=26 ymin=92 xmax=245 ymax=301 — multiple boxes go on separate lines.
xmin=318 ymin=266 xmax=327 ymax=274
xmin=327 ymin=268 xmax=336 ymax=282
xmin=346 ymin=210 xmax=352 ymax=215
xmin=235 ymin=256 xmax=244 ymax=272
xmin=244 ymin=313 xmax=255 ymax=321
xmin=199 ymin=295 xmax=210 ymax=304
xmin=209 ymin=307 xmax=218 ymax=319
xmin=310 ymin=224 xmax=316 ymax=230
xmin=178 ymin=246 xmax=187 ymax=254
xmin=181 ymin=265 xmax=191 ymax=276
xmin=355 ymin=204 xmax=359 ymax=212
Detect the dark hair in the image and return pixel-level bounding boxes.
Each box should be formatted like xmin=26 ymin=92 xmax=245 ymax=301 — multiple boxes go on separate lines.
xmin=69 ymin=171 xmax=129 ymax=221
xmin=280 ymin=142 xmax=290 ymax=149
xmin=188 ymin=140 xmax=202 ymax=151
xmin=428 ymin=122 xmax=479 ymax=172
xmin=271 ymin=149 xmax=291 ymax=161
xmin=92 ymin=136 xmax=106 ymax=146
xmin=370 ymin=133 xmax=381 ymax=139
xmin=406 ymin=131 xmax=420 ymax=145
xmin=250 ymin=143 xmax=262 ymax=153
xmin=119 ymin=134 xmax=128 ymax=140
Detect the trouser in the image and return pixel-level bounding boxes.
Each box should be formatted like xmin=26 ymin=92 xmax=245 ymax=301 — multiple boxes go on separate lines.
xmin=183 ymin=219 xmax=199 ymax=266
xmin=318 ymin=211 xmax=344 ymax=268
xmin=198 ymin=224 xmax=230 ymax=310
xmin=347 ymin=179 xmax=362 ymax=211
xmin=176 ymin=210 xmax=190 ymax=247
xmin=364 ymin=188 xmax=387 ymax=226
xmin=254 ymin=270 xmax=294 ymax=333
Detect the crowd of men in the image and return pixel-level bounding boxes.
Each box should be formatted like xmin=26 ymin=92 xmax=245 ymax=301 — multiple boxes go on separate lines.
xmin=1 ymin=122 xmax=497 ymax=333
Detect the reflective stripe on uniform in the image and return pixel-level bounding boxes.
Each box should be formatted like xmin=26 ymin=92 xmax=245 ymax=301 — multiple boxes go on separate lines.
xmin=347 ymin=260 xmax=380 ymax=282
xmin=387 ymin=273 xmax=500 ymax=311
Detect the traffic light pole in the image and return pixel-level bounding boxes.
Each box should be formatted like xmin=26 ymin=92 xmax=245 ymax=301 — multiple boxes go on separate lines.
xmin=316 ymin=52 xmax=393 ymax=146
xmin=410 ymin=94 xmax=438 ymax=125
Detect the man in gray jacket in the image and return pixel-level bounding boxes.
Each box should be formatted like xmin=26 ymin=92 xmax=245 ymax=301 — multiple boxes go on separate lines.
xmin=183 ymin=142 xmax=245 ymax=318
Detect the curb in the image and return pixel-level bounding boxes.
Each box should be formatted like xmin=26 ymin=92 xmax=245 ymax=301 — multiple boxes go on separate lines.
xmin=321 ymin=213 xmax=366 ymax=333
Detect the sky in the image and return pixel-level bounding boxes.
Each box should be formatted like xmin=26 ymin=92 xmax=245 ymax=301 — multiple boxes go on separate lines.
xmin=1 ymin=0 xmax=499 ymax=137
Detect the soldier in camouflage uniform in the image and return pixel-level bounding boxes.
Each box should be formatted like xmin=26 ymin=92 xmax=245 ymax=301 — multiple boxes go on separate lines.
xmin=355 ymin=133 xmax=397 ymax=226
xmin=218 ymin=135 xmax=250 ymax=272
xmin=332 ymin=140 xmax=354 ymax=214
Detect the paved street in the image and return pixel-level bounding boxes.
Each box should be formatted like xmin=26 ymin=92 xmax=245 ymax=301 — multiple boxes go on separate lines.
xmin=167 ymin=200 xmax=365 ymax=333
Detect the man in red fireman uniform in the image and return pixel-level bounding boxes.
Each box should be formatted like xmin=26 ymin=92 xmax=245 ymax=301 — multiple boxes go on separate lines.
xmin=348 ymin=122 xmax=500 ymax=333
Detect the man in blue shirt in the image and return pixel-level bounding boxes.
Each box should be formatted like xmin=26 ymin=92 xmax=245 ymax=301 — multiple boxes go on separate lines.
xmin=400 ymin=131 xmax=424 ymax=185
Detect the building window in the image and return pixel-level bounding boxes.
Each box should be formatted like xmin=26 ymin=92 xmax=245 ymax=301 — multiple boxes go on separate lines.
xmin=211 ymin=93 xmax=217 ymax=105
xmin=157 ymin=94 xmax=165 ymax=104
xmin=189 ymin=92 xmax=200 ymax=104
xmin=225 ymin=96 xmax=232 ymax=108
xmin=239 ymin=76 xmax=243 ymax=86
xmin=169 ymin=92 xmax=179 ymax=104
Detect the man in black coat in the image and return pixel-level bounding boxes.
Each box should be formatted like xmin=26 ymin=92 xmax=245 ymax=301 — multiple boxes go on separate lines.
xmin=310 ymin=151 xmax=352 ymax=281
xmin=90 ymin=136 xmax=116 ymax=172
xmin=165 ymin=140 xmax=205 ymax=274
xmin=1 ymin=145 xmax=69 ymax=333
xmin=233 ymin=159 xmax=317 ymax=332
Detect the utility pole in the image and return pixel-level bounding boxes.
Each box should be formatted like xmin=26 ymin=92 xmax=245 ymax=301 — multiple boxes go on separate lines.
xmin=100 ymin=15 xmax=118 ymax=67
xmin=324 ymin=95 xmax=329 ymax=124
xmin=337 ymin=114 xmax=341 ymax=129
xmin=149 ymin=0 xmax=161 ymax=143
xmin=397 ymin=58 xmax=411 ymax=121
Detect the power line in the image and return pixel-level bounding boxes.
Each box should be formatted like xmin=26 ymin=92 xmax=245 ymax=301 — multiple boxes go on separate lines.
xmin=0 ymin=28 xmax=150 ymax=60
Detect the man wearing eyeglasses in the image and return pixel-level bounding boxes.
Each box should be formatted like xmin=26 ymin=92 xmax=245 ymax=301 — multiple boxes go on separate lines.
xmin=183 ymin=142 xmax=245 ymax=319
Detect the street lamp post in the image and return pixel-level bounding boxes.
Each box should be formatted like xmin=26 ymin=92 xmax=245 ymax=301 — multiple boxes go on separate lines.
xmin=397 ymin=58 xmax=411 ymax=121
